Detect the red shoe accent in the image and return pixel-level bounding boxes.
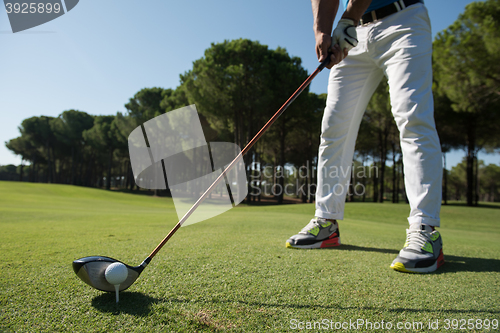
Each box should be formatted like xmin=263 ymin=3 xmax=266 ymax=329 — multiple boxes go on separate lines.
xmin=437 ymin=249 xmax=445 ymax=268
xmin=320 ymin=234 xmax=340 ymax=248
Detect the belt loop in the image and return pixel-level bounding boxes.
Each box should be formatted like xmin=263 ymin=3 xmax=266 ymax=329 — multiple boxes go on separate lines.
xmin=394 ymin=2 xmax=401 ymax=11
xmin=399 ymin=0 xmax=406 ymax=9
xmin=371 ymin=11 xmax=377 ymax=22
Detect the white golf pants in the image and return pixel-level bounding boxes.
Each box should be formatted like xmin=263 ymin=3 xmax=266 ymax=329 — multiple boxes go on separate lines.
xmin=315 ymin=3 xmax=442 ymax=227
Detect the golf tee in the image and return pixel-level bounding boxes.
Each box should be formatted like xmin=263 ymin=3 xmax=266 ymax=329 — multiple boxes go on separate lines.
xmin=114 ymin=284 xmax=120 ymax=303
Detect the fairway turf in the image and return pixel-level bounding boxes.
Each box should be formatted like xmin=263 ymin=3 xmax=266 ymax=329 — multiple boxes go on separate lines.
xmin=0 ymin=181 xmax=499 ymax=332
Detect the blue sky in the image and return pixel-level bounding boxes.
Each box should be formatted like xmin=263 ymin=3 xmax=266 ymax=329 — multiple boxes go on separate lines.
xmin=1 ymin=0 xmax=496 ymax=169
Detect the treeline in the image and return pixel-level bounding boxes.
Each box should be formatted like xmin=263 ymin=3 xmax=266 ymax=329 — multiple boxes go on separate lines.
xmin=4 ymin=41 xmax=328 ymax=204
xmin=4 ymin=0 xmax=500 ymax=205
xmin=433 ymin=0 xmax=500 ymax=205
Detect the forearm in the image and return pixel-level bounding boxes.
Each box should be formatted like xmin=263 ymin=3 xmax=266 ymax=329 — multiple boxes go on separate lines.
xmin=311 ymin=0 xmax=340 ymax=38
xmin=342 ymin=0 xmax=372 ymax=25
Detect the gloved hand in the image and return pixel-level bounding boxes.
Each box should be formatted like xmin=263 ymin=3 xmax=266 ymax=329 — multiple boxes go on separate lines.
xmin=332 ymin=19 xmax=358 ymax=53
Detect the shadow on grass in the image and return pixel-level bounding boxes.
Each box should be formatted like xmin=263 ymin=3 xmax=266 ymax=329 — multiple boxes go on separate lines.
xmin=438 ymin=255 xmax=500 ymax=274
xmin=336 ymin=244 xmax=399 ymax=255
xmin=91 ymin=278 xmax=500 ymax=318
xmin=162 ymin=297 xmax=500 ymax=315
xmin=235 ymin=301 xmax=500 ymax=314
xmin=113 ymin=188 xmax=171 ymax=198
xmin=91 ymin=291 xmax=160 ymax=316
xmin=90 ymin=249 xmax=499 ymax=318
xmin=334 ymin=244 xmax=500 ymax=273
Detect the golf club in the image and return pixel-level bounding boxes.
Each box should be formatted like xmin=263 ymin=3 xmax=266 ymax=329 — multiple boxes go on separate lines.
xmin=73 ymin=55 xmax=332 ymax=293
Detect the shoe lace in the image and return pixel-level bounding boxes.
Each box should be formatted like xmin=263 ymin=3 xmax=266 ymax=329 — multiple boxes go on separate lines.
xmin=405 ymin=228 xmax=431 ymax=251
xmin=298 ymin=218 xmax=322 ymax=235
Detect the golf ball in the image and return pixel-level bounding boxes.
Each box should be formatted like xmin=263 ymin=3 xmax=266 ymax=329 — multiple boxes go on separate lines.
xmin=104 ymin=262 xmax=128 ymax=285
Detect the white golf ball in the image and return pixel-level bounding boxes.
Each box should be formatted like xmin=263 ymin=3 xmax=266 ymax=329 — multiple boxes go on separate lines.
xmin=104 ymin=262 xmax=128 ymax=285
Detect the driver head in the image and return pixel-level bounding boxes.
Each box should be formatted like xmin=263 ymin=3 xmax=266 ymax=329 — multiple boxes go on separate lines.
xmin=72 ymin=256 xmax=144 ymax=292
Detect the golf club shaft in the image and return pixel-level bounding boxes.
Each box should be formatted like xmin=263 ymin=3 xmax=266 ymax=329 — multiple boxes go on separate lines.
xmin=146 ymin=57 xmax=331 ymax=261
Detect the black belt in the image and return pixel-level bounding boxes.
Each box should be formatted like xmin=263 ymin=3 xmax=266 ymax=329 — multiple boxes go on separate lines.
xmin=359 ymin=0 xmax=423 ymax=25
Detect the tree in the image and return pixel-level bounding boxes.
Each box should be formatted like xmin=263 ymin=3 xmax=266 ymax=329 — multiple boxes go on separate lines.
xmin=125 ymin=87 xmax=169 ymax=125
xmin=160 ymin=87 xmax=189 ymax=112
xmin=448 ymin=160 xmax=467 ymax=201
xmin=50 ymin=110 xmax=94 ymax=185
xmin=124 ymin=87 xmax=172 ymax=194
xmin=433 ymin=0 xmax=500 ymax=205
xmin=480 ymin=163 xmax=500 ymax=202
xmin=83 ymin=115 xmax=120 ymax=190
xmin=5 ymin=138 xmax=25 ymax=181
xmin=286 ymin=93 xmax=325 ymax=203
xmin=15 ymin=116 xmax=56 ymax=183
xmin=181 ymin=39 xmax=271 ymax=148
xmin=180 ymin=39 xmax=310 ymax=203
xmin=433 ymin=92 xmax=461 ymax=204
xmin=0 ymin=165 xmax=19 ymax=181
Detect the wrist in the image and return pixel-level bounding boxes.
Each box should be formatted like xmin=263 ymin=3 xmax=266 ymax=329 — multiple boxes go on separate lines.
xmin=314 ymin=24 xmax=331 ymax=36
xmin=314 ymin=30 xmax=330 ymax=41
xmin=339 ymin=17 xmax=358 ymax=26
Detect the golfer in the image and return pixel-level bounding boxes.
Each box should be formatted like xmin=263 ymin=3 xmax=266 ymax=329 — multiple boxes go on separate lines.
xmin=286 ymin=0 xmax=444 ymax=273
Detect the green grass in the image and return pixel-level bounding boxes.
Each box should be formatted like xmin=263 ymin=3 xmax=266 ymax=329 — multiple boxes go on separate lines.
xmin=0 ymin=181 xmax=499 ymax=332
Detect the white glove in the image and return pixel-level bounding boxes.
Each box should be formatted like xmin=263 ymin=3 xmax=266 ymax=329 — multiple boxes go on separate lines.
xmin=332 ymin=19 xmax=358 ymax=52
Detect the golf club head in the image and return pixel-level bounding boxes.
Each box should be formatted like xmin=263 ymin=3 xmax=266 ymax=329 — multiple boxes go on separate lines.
xmin=72 ymin=256 xmax=145 ymax=292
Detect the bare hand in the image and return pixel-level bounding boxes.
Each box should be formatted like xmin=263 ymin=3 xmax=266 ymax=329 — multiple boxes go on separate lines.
xmin=315 ymin=32 xmax=349 ymax=69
